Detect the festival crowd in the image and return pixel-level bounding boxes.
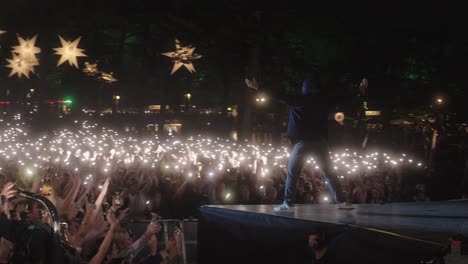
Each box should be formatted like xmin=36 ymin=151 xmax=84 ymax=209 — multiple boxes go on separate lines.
xmin=0 ymin=112 xmax=466 ymax=263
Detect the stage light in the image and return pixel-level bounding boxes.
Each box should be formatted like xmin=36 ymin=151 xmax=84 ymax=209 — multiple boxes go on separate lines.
xmin=334 ymin=112 xmax=345 ymax=124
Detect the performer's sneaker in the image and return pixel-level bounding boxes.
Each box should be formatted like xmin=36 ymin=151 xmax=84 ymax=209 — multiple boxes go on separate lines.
xmin=337 ymin=201 xmax=354 ymax=210
xmin=274 ymin=201 xmax=294 ymax=212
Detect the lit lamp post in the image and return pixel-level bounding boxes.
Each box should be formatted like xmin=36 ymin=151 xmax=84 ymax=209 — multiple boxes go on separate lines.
xmin=185 ymin=93 xmax=191 ymax=102
xmin=255 ymin=97 xmax=266 ymax=104
xmin=26 ymin=88 xmax=35 ymax=101
xmin=436 ymin=97 xmax=443 ymax=104
xmin=185 ymin=93 xmax=191 ymax=111
xmin=113 ymin=95 xmax=121 ymax=114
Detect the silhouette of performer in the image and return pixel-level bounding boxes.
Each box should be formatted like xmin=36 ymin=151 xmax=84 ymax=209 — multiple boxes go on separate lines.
xmin=245 ymin=76 xmax=349 ymax=211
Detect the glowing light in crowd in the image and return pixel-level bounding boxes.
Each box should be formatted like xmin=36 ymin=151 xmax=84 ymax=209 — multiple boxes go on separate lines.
xmin=0 ymin=116 xmax=424 ymax=200
xmin=162 ymin=39 xmax=202 ymax=75
xmin=54 ymin=36 xmax=87 ymax=68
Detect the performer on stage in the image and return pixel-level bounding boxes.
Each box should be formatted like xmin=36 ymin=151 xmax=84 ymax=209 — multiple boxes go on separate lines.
xmin=245 ymin=75 xmax=350 ymax=211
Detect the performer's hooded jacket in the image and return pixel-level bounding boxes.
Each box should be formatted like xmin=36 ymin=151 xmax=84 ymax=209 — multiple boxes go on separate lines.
xmin=272 ymin=79 xmax=329 ymax=141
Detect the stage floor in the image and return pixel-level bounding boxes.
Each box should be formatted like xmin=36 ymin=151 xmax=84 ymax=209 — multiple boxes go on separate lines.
xmin=207 ymin=199 xmax=468 ymax=244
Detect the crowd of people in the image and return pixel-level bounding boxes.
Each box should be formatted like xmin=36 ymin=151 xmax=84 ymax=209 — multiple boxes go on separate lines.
xmin=0 ymin=111 xmax=466 ymax=263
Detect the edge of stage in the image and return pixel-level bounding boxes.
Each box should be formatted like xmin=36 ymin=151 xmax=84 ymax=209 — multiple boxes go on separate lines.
xmin=204 ymin=199 xmax=468 ymax=244
xmin=197 ymin=200 xmax=468 ymax=264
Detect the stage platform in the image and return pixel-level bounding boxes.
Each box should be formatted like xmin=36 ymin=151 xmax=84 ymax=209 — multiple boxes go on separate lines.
xmin=198 ymin=200 xmax=468 ymax=264
xmin=206 ymin=200 xmax=468 ymax=244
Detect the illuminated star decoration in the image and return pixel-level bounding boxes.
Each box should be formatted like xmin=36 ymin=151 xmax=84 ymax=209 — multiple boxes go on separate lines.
xmin=12 ymin=35 xmax=41 ymax=71
xmin=100 ymin=71 xmax=117 ymax=84
xmin=162 ymin=39 xmax=202 ymax=75
xmin=0 ymin=30 xmax=6 ymax=48
xmin=53 ymin=36 xmax=87 ymax=68
xmin=5 ymin=53 xmax=33 ymax=78
xmin=82 ymin=61 xmax=99 ymax=76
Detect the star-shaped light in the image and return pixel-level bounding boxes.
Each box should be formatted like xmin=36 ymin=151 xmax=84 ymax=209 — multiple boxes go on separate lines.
xmin=0 ymin=30 xmax=6 ymax=47
xmin=12 ymin=35 xmax=41 ymax=68
xmin=83 ymin=61 xmax=99 ymax=76
xmin=162 ymin=39 xmax=202 ymax=75
xmin=100 ymin=71 xmax=117 ymax=84
xmin=53 ymin=36 xmax=87 ymax=68
xmin=5 ymin=53 xmax=33 ymax=79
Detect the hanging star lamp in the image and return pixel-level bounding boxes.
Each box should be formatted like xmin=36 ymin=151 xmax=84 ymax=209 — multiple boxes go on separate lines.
xmin=5 ymin=53 xmax=33 ymax=78
xmin=83 ymin=61 xmax=99 ymax=76
xmin=0 ymin=30 xmax=6 ymax=48
xmin=12 ymin=35 xmax=41 ymax=69
xmin=53 ymin=36 xmax=87 ymax=68
xmin=100 ymin=71 xmax=117 ymax=84
xmin=162 ymin=39 xmax=202 ymax=75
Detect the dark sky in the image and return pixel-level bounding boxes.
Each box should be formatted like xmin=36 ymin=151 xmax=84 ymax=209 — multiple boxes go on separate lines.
xmin=0 ymin=1 xmax=466 ymax=116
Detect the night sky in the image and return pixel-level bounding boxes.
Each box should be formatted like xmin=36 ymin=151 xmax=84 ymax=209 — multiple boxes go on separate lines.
xmin=0 ymin=1 xmax=466 ymax=117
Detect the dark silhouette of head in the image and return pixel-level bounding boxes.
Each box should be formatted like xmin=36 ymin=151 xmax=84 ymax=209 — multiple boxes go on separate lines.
xmin=302 ymin=72 xmax=321 ymax=96
xmin=302 ymin=79 xmax=315 ymax=95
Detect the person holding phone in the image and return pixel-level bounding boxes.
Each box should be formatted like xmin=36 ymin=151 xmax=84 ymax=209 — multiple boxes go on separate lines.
xmin=245 ymin=75 xmax=351 ymax=211
xmin=42 ymin=178 xmax=52 ymax=196
xmin=0 ymin=182 xmax=16 ymax=217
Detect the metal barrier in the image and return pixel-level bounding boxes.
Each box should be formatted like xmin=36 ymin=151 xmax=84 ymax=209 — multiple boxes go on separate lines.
xmin=126 ymin=219 xmax=198 ymax=264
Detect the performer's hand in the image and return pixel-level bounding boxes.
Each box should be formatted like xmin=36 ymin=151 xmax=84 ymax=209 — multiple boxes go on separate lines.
xmin=245 ymin=78 xmax=259 ymax=91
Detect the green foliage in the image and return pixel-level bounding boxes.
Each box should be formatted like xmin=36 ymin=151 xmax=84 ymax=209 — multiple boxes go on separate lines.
xmin=46 ymin=70 xmax=64 ymax=87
